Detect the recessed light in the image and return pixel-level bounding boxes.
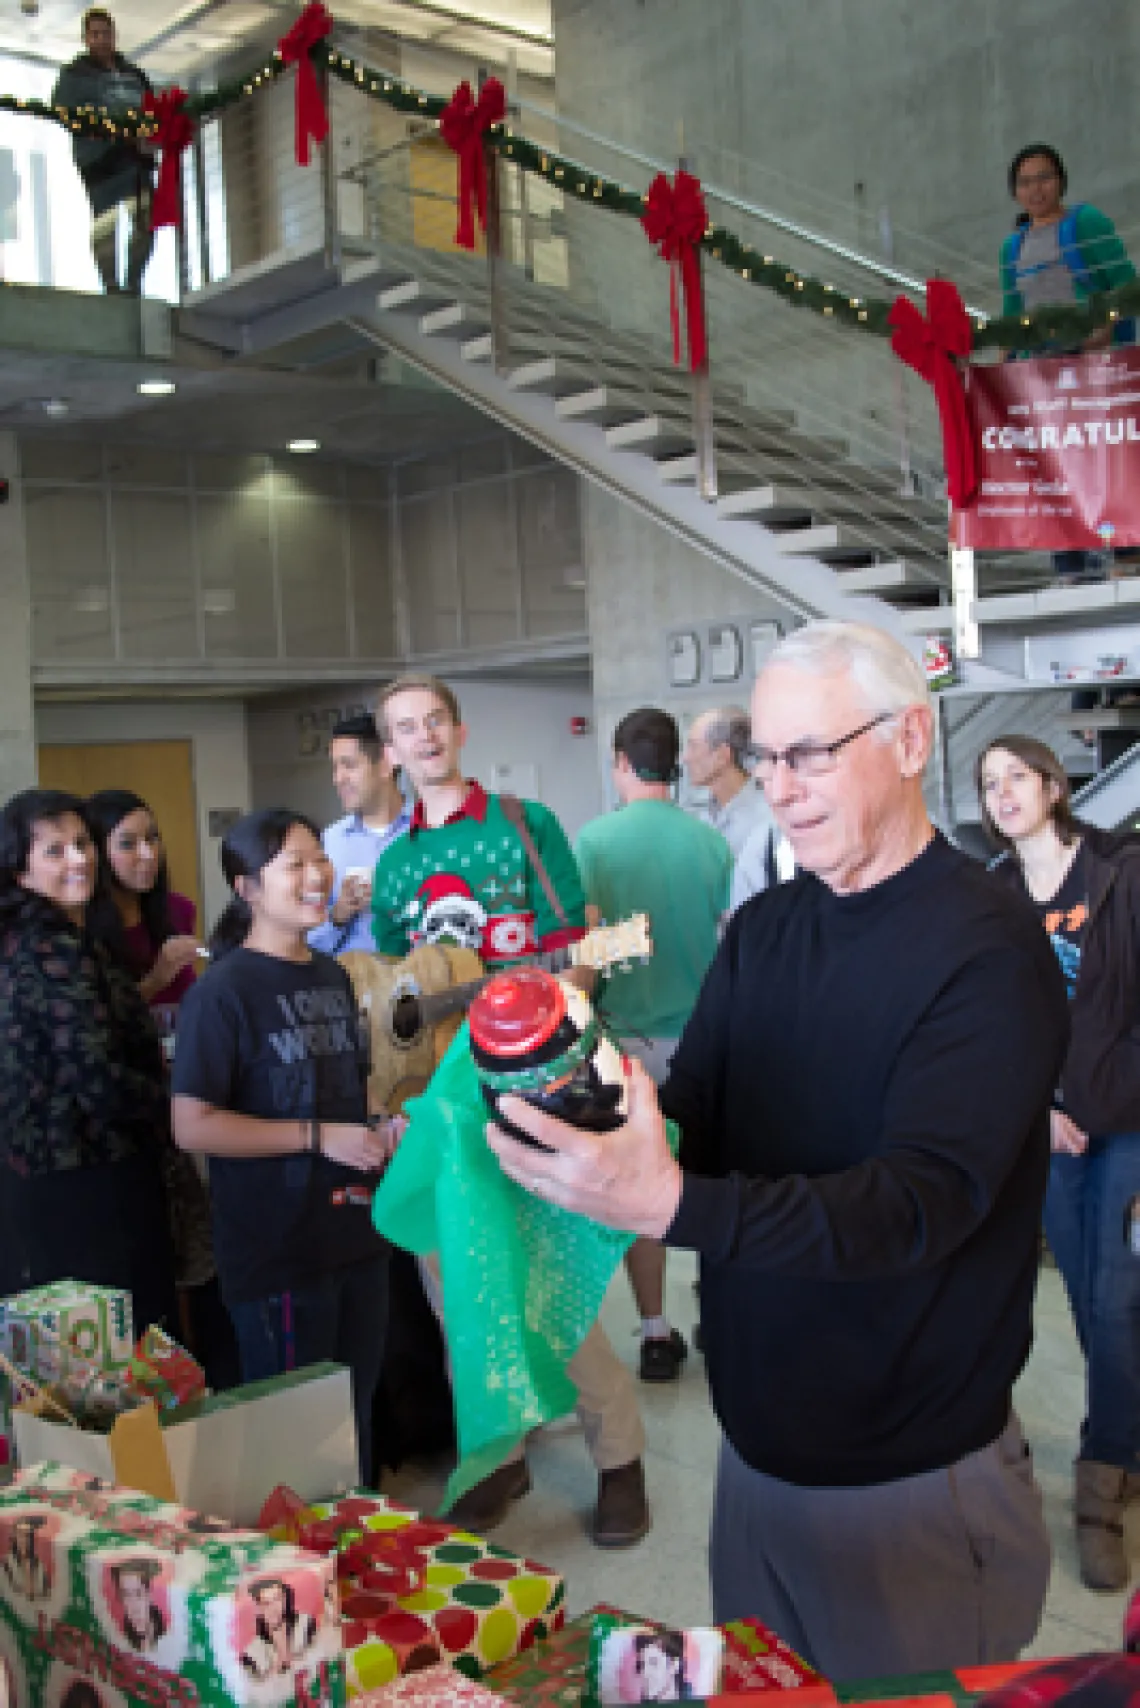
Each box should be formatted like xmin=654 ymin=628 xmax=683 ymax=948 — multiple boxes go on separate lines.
xmin=287 ymin=438 xmax=320 ymax=454
xmin=137 ymin=378 xmax=176 ymax=397
xmin=42 ymin=398 xmax=70 ymax=417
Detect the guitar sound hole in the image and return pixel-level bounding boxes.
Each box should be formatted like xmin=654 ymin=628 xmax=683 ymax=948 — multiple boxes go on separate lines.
xmin=391 ymin=992 xmax=423 ymax=1044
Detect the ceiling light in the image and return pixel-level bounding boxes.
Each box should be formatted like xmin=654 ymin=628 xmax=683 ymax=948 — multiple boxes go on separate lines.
xmin=137 ymin=378 xmax=176 ymax=397
xmin=287 ymin=438 xmax=320 ymax=453
xmin=42 ymin=398 xmax=70 ymax=417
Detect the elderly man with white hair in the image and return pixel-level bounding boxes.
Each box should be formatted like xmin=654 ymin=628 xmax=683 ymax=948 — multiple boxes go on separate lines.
xmin=488 ymin=621 xmax=1070 ymax=1682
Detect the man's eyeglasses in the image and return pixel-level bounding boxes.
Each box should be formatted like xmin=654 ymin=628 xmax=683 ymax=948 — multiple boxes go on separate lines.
xmin=749 ymin=712 xmax=898 ymax=781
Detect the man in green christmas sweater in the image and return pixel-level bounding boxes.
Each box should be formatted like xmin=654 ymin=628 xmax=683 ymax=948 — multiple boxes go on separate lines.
xmin=370 ymin=672 xmax=649 ymax=1548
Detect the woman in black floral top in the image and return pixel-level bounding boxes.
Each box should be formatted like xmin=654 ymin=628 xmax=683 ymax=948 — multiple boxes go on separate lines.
xmin=0 ymin=789 xmax=176 ymax=1331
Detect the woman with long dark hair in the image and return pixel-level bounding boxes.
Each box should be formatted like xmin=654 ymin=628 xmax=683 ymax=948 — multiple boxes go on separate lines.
xmin=171 ymin=810 xmax=399 ymax=1481
xmin=0 ymin=789 xmax=176 ymax=1328
xmin=978 ymin=735 xmax=1140 ymax=1593
xmin=85 ymin=789 xmax=200 ymax=1007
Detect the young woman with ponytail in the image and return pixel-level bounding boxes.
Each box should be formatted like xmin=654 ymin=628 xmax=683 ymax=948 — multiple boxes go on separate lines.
xmin=172 ymin=810 xmax=400 ymax=1479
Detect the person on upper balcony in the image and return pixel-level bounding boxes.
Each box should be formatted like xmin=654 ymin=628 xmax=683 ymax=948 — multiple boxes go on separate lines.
xmin=1000 ymin=143 xmax=1136 ymax=584
xmin=52 ymin=8 xmax=154 ymax=295
xmin=1000 ymin=143 xmax=1135 ymax=340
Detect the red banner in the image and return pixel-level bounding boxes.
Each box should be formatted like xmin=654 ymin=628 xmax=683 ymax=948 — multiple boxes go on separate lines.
xmin=958 ymin=348 xmax=1140 ymax=551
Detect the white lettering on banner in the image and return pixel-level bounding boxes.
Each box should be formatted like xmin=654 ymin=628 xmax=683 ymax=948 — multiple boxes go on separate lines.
xmin=983 ymin=419 xmax=1140 ymax=453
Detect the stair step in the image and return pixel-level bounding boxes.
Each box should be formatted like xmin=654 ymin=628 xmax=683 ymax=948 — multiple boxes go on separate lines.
xmin=900 ymin=605 xmax=954 ymax=633
xmin=835 ymin=561 xmax=931 ymax=594
xmin=420 ymin=302 xmax=488 ymax=336
xmin=555 ymin=386 xmax=648 ymax=427
xmin=377 ymin=279 xmax=426 ymax=310
xmin=1061 ymin=707 xmax=1140 ymax=731
xmin=461 ymin=331 xmax=493 ymax=362
xmin=606 ymin=414 xmax=691 ymax=452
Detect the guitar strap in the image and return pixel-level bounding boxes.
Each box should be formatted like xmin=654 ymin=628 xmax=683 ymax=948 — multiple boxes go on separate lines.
xmin=499 ymin=794 xmax=569 ymax=929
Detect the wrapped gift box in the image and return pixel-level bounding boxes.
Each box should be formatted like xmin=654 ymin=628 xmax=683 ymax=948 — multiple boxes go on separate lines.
xmin=837 ymin=1662 xmax=1052 ymax=1706
xmin=359 ymin=1662 xmax=507 ymax=1707
xmin=294 ymin=1492 xmax=565 ymax=1697
xmin=0 ymin=1281 xmax=133 ymax=1384
xmin=486 ymin=1605 xmax=834 ymax=1708
xmin=0 ymin=1460 xmax=346 ymax=1707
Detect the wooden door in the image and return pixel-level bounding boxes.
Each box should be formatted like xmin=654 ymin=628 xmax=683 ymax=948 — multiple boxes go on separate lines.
xmin=36 ymin=740 xmax=203 ymax=928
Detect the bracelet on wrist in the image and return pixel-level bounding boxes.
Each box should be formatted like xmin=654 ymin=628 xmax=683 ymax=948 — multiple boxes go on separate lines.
xmin=309 ymin=1117 xmax=321 ymax=1154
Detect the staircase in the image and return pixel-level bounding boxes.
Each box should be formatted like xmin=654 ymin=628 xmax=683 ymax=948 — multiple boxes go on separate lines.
xmin=174 ymin=68 xmax=1140 ymax=708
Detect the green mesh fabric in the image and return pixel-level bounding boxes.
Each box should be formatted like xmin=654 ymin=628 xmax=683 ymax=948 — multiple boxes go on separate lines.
xmin=373 ymin=1021 xmax=671 ymax=1506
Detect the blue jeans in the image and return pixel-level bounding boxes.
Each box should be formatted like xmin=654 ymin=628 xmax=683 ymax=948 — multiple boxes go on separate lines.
xmin=227 ymin=1253 xmax=389 ymax=1486
xmin=1044 ymin=1134 xmax=1140 ymax=1470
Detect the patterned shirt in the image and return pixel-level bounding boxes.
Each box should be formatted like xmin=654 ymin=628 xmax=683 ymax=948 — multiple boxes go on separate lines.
xmin=371 ymin=783 xmax=585 ymax=964
xmin=0 ymin=898 xmax=169 ymax=1175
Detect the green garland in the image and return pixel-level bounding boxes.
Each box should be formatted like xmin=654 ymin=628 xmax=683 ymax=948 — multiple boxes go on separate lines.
xmin=6 ymin=36 xmax=1138 ymax=355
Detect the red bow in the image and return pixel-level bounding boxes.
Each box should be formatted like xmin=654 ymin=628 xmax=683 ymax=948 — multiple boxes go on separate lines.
xmin=278 ymin=1 xmax=334 ymax=167
xmin=439 ymin=77 xmax=506 ymax=250
xmin=889 ymin=280 xmax=976 ymax=508
xmin=640 ymin=169 xmax=709 ymax=370
xmin=144 ymin=87 xmax=194 ymax=229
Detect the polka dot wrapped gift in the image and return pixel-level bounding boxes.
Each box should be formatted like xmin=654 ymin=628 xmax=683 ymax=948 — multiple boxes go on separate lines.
xmin=298 ymin=1492 xmax=566 ymax=1699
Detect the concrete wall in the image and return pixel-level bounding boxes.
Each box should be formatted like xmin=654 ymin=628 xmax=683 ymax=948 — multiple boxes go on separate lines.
xmin=0 ymin=434 xmax=36 ymax=804
xmin=552 ymin=0 xmax=1140 ymax=278
xmin=581 ymin=484 xmax=795 ymax=805
xmin=33 ymin=699 xmax=252 ymax=932
xmin=246 ymin=674 xmax=603 ymax=842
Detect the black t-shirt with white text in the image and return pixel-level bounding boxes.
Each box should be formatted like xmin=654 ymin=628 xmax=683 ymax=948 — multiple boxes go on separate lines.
xmin=172 ymin=948 xmax=383 ymax=1303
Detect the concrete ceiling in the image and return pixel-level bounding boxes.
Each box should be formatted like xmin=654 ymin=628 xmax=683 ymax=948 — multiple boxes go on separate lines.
xmin=0 ymin=338 xmax=505 ymax=463
xmin=1 ymin=0 xmax=552 ymax=82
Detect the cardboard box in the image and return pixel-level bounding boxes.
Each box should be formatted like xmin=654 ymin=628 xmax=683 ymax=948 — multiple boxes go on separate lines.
xmin=0 ymin=1460 xmax=346 ymax=1707
xmin=486 ymin=1605 xmax=833 ymax=1708
xmin=0 ymin=1281 xmax=133 ymax=1384
xmin=14 ymin=1363 xmax=358 ymax=1526
xmin=295 ymin=1493 xmax=565 ymax=1698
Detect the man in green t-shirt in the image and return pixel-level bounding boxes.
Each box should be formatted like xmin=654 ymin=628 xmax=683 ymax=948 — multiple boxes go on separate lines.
xmin=575 ymin=708 xmax=732 ymax=1382
xmin=371 ymin=672 xmax=649 ymax=1548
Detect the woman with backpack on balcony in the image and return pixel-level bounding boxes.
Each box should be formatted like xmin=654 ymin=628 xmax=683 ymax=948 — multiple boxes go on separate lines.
xmin=1000 ymin=143 xmax=1136 ymax=584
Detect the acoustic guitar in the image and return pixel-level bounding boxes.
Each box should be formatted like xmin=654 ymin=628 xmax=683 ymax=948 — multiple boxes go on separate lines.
xmin=340 ymin=915 xmax=652 ymax=1114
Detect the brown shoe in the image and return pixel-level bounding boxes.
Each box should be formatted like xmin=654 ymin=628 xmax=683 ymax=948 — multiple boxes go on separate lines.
xmin=592 ymin=1459 xmax=650 ymax=1548
xmin=1075 ymin=1459 xmax=1130 ymax=1592
xmin=445 ymin=1459 xmax=531 ymax=1535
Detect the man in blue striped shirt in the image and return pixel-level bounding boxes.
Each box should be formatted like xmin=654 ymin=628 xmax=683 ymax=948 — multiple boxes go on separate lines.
xmin=309 ymin=712 xmax=410 ymax=955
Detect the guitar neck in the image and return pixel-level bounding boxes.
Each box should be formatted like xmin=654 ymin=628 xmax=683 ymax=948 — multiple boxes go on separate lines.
xmin=412 ymin=946 xmax=573 ymax=1031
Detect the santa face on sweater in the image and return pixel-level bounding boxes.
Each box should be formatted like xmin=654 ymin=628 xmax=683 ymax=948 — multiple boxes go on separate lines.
xmin=408 ymin=871 xmax=537 ymax=962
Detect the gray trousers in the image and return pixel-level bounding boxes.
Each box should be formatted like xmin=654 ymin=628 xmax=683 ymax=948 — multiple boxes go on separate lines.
xmin=711 ymin=1416 xmax=1050 ymax=1683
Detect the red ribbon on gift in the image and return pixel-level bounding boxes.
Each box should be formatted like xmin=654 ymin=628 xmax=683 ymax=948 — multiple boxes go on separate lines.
xmin=144 ymin=87 xmax=194 ymax=229
xmin=640 ymin=169 xmax=709 ymax=371
xmin=278 ymin=1 xmax=334 ymax=167
xmin=439 ymin=76 xmax=506 ymax=250
xmin=889 ymin=279 xmax=976 ymax=508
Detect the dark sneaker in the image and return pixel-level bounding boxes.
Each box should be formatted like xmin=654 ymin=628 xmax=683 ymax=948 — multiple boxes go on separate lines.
xmin=592 ymin=1459 xmax=650 ymax=1548
xmin=639 ymin=1327 xmax=688 ymax=1382
xmin=445 ymin=1459 xmax=531 ymax=1534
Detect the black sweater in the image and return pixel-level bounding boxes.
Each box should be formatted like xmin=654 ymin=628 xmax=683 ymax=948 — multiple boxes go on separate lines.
xmin=662 ymin=833 xmax=1069 ymax=1487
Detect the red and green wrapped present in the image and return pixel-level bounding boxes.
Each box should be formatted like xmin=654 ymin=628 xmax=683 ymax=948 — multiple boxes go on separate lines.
xmin=358 ymin=1665 xmax=508 ymax=1707
xmin=487 ymin=1605 xmax=833 ymax=1708
xmin=126 ymin=1325 xmax=208 ymax=1413
xmin=271 ymin=1491 xmax=566 ymax=1698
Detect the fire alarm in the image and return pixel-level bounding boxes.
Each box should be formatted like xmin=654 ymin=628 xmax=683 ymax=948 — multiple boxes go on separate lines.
xmin=570 ymin=716 xmax=590 ymax=737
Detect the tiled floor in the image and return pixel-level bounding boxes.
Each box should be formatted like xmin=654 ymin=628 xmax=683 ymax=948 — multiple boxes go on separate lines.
xmin=388 ymin=1253 xmax=1135 ymax=1660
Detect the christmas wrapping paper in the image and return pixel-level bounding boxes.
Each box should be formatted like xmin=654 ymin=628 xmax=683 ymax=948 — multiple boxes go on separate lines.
xmin=486 ymin=1606 xmax=831 ymax=1708
xmin=836 ymin=1663 xmax=1052 ymax=1705
xmin=357 ymin=1664 xmax=506 ymax=1707
xmin=284 ymin=1491 xmax=564 ymax=1699
xmin=0 ymin=1461 xmax=345 ymax=1707
xmin=0 ymin=1281 xmax=134 ymax=1384
xmin=373 ymin=1023 xmax=656 ymax=1505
